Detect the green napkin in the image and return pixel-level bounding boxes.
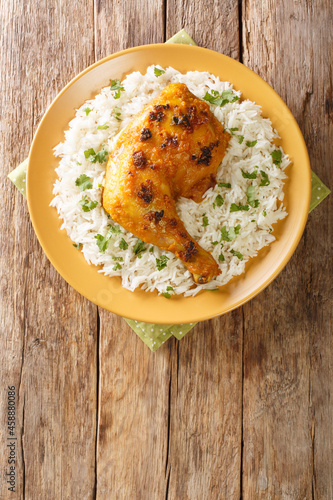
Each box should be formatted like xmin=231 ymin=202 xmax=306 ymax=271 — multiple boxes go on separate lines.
xmin=8 ymin=29 xmax=330 ymax=351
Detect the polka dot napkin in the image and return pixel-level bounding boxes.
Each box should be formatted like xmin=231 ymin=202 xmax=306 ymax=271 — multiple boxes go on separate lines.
xmin=8 ymin=29 xmax=330 ymax=351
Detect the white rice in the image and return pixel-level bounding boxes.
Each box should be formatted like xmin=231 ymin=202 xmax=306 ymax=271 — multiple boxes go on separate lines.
xmin=51 ymin=65 xmax=289 ymax=297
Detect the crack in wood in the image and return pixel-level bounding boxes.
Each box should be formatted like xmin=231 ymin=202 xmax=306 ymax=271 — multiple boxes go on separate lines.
xmin=94 ymin=308 xmax=101 ymax=499
xmin=165 ymin=466 xmax=171 ymax=500
xmin=165 ymin=367 xmax=172 ymax=477
xmin=238 ymin=0 xmax=243 ymax=63
xmin=21 ymin=395 xmax=26 ymax=499
xmin=312 ymin=417 xmax=316 ymax=500
xmin=240 ymin=307 xmax=245 ymax=499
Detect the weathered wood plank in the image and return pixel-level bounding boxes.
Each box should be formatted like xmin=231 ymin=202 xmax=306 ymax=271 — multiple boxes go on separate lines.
xmin=166 ymin=4 xmax=243 ymax=498
xmin=94 ymin=1 xmax=168 ymax=498
xmin=242 ymin=0 xmax=332 ymax=497
xmin=166 ymin=314 xmax=243 ymax=500
xmin=0 ymin=1 xmax=98 ymax=498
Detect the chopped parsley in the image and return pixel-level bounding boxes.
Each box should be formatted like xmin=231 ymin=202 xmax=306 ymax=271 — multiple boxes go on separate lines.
xmin=110 ymin=80 xmax=124 ymax=99
xmin=221 ymin=224 xmax=241 ymax=242
xmin=119 ymin=238 xmax=128 ymax=250
xmin=259 ymin=170 xmax=270 ymax=186
xmin=229 ymin=128 xmax=244 ymax=144
xmin=112 ymin=256 xmax=123 ymax=261
xmin=95 ymin=228 xmax=113 ymax=253
xmin=246 ymin=140 xmax=257 ymax=147
xmin=271 ymin=149 xmax=282 ymax=167
xmin=263 ymin=210 xmax=267 ymax=217
xmin=218 ymin=182 xmax=231 ymax=188
xmin=162 ymin=286 xmax=174 ymax=298
xmin=154 ymin=67 xmax=165 ymax=77
xmin=156 ymin=255 xmax=169 ymax=271
xmin=133 ymin=239 xmax=146 ymax=257
xmin=230 ymin=203 xmax=250 ymax=212
xmin=212 ymin=240 xmax=219 ymax=245
xmin=78 ymin=196 xmax=98 ymax=212
xmin=83 ymin=107 xmax=91 ymax=115
xmin=241 ymin=168 xmax=257 ymax=179
xmin=108 ymin=225 xmax=121 ymax=234
xmin=84 ymin=148 xmax=108 ymax=164
xmin=218 ymin=253 xmax=225 ymax=262
xmin=215 ymin=194 xmax=224 ymax=207
xmin=149 ymin=246 xmax=154 ymax=253
xmin=230 ymin=249 xmax=243 ymax=260
xmin=202 ymin=215 xmax=209 ymax=227
xmin=114 ymin=107 xmax=122 ymax=121
xmin=75 ymin=174 xmax=93 ymax=191
xmin=246 ymin=185 xmax=259 ymax=208
xmin=73 ymin=243 xmax=82 ymax=249
xmin=97 ymin=123 xmax=109 ymax=130
xmin=203 ymin=89 xmax=240 ymax=107
xmin=112 ymin=262 xmax=122 ymax=271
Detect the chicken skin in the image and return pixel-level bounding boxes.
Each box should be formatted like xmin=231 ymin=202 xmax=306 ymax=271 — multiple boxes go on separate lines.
xmin=103 ymin=82 xmax=230 ymax=284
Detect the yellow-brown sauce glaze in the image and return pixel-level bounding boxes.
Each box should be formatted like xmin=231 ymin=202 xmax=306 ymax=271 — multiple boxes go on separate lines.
xmin=103 ymin=82 xmax=231 ymax=284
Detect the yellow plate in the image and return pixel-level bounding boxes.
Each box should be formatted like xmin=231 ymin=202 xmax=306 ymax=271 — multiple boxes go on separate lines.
xmin=27 ymin=44 xmax=311 ymax=324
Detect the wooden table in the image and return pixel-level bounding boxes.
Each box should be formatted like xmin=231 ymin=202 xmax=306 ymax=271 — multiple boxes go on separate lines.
xmin=1 ymin=1 xmax=332 ymax=498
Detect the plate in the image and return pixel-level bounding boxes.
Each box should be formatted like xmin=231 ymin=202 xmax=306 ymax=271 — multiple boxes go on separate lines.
xmin=27 ymin=44 xmax=311 ymax=324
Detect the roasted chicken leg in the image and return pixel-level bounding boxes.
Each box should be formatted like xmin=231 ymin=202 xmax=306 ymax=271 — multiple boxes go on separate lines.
xmin=103 ymin=82 xmax=230 ymax=284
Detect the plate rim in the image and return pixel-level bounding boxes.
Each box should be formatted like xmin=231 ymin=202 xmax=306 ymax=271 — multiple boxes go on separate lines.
xmin=27 ymin=43 xmax=311 ymax=324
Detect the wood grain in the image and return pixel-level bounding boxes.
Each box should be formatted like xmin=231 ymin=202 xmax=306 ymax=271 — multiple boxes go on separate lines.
xmin=0 ymin=1 xmax=98 ymax=498
xmin=0 ymin=0 xmax=332 ymax=498
xmin=166 ymin=4 xmax=243 ymax=498
xmin=93 ymin=1 xmax=169 ymax=499
xmin=242 ymin=0 xmax=333 ymax=497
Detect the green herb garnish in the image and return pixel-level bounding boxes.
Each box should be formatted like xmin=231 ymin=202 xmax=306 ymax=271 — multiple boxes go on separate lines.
xmin=154 ymin=67 xmax=165 ymax=77
xmin=212 ymin=241 xmax=219 ymax=245
xmin=84 ymin=148 xmax=108 ymax=164
xmin=202 ymin=215 xmax=209 ymax=227
xmin=241 ymin=169 xmax=257 ymax=179
xmin=237 ymin=135 xmax=244 ymax=144
xmin=114 ymin=107 xmax=122 ymax=121
xmin=218 ymin=182 xmax=231 ymax=188
xmin=203 ymin=89 xmax=240 ymax=107
xmin=133 ymin=239 xmax=146 ymax=257
xmin=263 ymin=210 xmax=267 ymax=217
xmin=83 ymin=107 xmax=91 ymax=115
xmin=221 ymin=224 xmax=241 ymax=242
xmin=112 ymin=262 xmax=122 ymax=271
xmin=97 ymin=123 xmax=109 ymax=130
xmin=246 ymin=185 xmax=259 ymax=208
xmin=162 ymin=292 xmax=171 ymax=299
xmin=95 ymin=228 xmax=113 ymax=253
xmin=230 ymin=249 xmax=243 ymax=260
xmin=271 ymin=149 xmax=282 ymax=167
xmin=108 ymin=225 xmax=121 ymax=234
xmin=112 ymin=256 xmax=123 ymax=262
xmin=215 ymin=194 xmax=224 ymax=207
xmin=110 ymin=80 xmax=124 ymax=99
xmin=119 ymin=238 xmax=128 ymax=250
xmin=218 ymin=253 xmax=225 ymax=262
xmin=246 ymin=140 xmax=257 ymax=147
xmin=156 ymin=255 xmax=169 ymax=271
xmin=73 ymin=243 xmax=82 ymax=249
xmin=259 ymin=170 xmax=270 ymax=187
xmin=75 ymin=174 xmax=93 ymax=191
xmin=230 ymin=203 xmax=250 ymax=212
xmin=166 ymin=286 xmax=174 ymax=291
xmin=78 ymin=196 xmax=98 ymax=212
